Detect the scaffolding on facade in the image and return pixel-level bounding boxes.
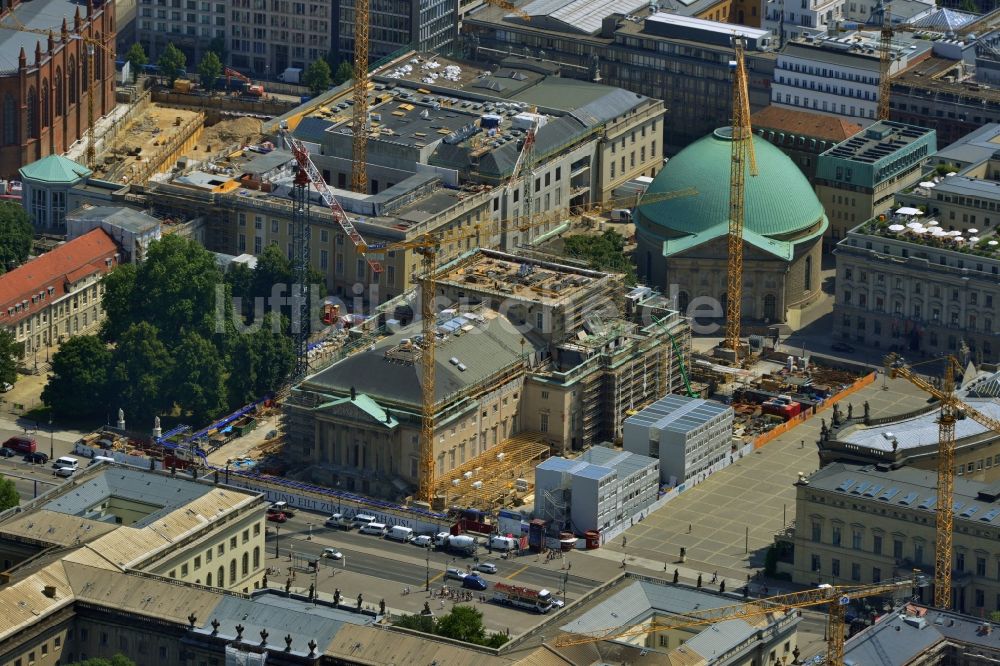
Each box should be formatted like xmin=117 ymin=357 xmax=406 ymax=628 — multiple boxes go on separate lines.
xmin=433 ymin=432 xmax=550 ymax=510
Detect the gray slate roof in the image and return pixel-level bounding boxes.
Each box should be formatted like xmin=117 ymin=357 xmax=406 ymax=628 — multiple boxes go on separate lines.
xmin=0 ymin=0 xmax=86 ymax=74
xmin=195 ymin=593 xmax=373 ymax=657
xmin=43 ymin=467 xmax=212 ymax=527
xmin=304 ymin=313 xmax=536 ymax=408
xmin=808 ymin=463 xmax=1000 ymax=528
xmin=844 ymin=606 xmax=1000 ymax=665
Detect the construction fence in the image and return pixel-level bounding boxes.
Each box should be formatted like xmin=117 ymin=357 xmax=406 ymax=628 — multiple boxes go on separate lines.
xmin=751 ymin=371 xmax=877 ymax=450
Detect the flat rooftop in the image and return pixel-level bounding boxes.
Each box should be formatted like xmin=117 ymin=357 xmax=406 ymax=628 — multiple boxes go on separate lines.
xmin=823 ymin=121 xmax=935 ymax=163
xmin=435 ymin=248 xmax=611 ymax=306
xmin=625 ymin=394 xmax=731 ymax=433
xmin=851 ymin=205 xmax=1000 ymax=259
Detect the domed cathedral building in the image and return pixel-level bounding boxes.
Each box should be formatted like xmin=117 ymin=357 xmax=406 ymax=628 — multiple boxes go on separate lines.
xmin=634 ymin=127 xmax=827 ymax=328
xmin=0 ymin=0 xmax=116 ymax=179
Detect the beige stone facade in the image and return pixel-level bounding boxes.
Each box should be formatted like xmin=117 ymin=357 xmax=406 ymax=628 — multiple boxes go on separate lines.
xmin=789 ymin=463 xmax=1000 ymax=614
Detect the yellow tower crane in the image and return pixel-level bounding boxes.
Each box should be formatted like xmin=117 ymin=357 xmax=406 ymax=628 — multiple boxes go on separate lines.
xmin=0 ymin=12 xmax=114 ymax=168
xmin=725 ymin=36 xmax=758 ymax=364
xmin=877 ymin=3 xmax=893 ymax=121
xmin=350 ymin=0 xmax=371 ymax=193
xmin=367 ymin=187 xmax=697 ymax=504
xmin=555 ymin=573 xmax=924 ymax=666
xmin=885 ymin=353 xmax=1000 ymax=609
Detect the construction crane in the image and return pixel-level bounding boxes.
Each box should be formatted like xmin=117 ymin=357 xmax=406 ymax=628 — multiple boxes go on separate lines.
xmin=726 ymin=36 xmax=758 ymax=365
xmin=1 ymin=12 xmax=115 ymax=168
xmin=555 ymin=572 xmax=923 ymax=666
xmin=506 ymin=113 xmax=538 ymax=239
xmin=364 ymin=186 xmax=697 ymax=504
xmin=885 ymin=353 xmax=1000 ymax=609
xmin=351 ymin=0 xmax=370 ymax=194
xmin=876 ymin=2 xmax=893 ymax=120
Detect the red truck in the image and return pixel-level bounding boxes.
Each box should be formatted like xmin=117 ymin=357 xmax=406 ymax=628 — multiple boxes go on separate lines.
xmin=4 ymin=436 xmax=36 ymax=453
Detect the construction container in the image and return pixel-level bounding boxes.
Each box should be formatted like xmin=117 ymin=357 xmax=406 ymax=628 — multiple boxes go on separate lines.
xmin=585 ymin=530 xmax=600 ymax=549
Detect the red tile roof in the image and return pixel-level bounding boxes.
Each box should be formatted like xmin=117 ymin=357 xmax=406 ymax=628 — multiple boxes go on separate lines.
xmin=751 ymin=106 xmax=863 ymax=143
xmin=0 ymin=229 xmax=118 ymax=328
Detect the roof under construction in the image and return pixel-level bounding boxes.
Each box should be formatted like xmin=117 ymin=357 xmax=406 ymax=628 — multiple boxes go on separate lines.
xmin=303 ymin=307 xmax=538 ymax=409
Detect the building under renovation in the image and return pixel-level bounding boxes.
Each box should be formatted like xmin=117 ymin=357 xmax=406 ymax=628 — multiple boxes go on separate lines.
xmin=283 ymin=249 xmax=691 ymax=503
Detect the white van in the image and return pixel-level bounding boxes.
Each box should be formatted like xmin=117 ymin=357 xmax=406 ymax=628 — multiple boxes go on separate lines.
xmin=609 ymin=209 xmax=632 ymax=223
xmin=387 ymin=525 xmax=414 ymax=542
xmin=52 ymin=456 xmax=79 ymax=471
xmin=352 ymin=513 xmax=377 ymax=528
xmin=359 ymin=522 xmax=387 ymax=536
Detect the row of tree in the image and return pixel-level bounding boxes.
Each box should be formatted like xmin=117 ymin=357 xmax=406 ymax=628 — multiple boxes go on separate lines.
xmin=41 ymin=236 xmax=305 ymax=426
xmin=125 ymin=42 xmax=354 ymax=96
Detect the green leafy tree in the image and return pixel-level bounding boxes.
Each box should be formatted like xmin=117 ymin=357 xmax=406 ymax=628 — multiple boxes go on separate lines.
xmin=225 ymin=314 xmax=294 ymax=405
xmin=563 ymin=229 xmax=637 ymax=285
xmin=333 ymin=61 xmax=354 ymax=86
xmin=303 ymin=58 xmax=332 ymax=96
xmin=393 ymin=613 xmax=435 ymax=632
xmin=66 ymin=655 xmax=137 ymax=666
xmin=0 ymin=202 xmax=34 ymax=271
xmin=132 ymin=235 xmax=223 ymax=343
xmin=0 ymin=329 xmax=18 ymax=388
xmin=434 ymin=605 xmax=488 ymax=644
xmin=158 ymin=42 xmax=187 ymax=85
xmin=125 ymin=43 xmax=148 ymax=82
xmin=99 ymin=263 xmax=137 ymax=343
xmin=172 ymin=331 xmax=226 ymax=423
xmin=0 ymin=477 xmax=18 ymax=511
xmin=197 ymin=51 xmax=223 ymax=90
xmin=225 ymin=262 xmax=254 ymax=316
xmin=41 ymin=336 xmax=111 ymax=419
xmin=252 ymin=243 xmax=293 ymax=303
xmin=961 ymin=0 xmax=978 ymax=12
xmin=108 ymin=322 xmax=174 ymax=424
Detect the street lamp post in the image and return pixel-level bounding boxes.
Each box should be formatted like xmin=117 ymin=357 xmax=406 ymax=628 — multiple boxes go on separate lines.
xmin=274 ymin=525 xmax=280 ymax=558
xmin=48 ymin=416 xmax=53 ymax=459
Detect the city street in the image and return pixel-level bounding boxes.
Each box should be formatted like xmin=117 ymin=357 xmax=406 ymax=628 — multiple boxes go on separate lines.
xmin=267 ymin=511 xmax=608 ymax=599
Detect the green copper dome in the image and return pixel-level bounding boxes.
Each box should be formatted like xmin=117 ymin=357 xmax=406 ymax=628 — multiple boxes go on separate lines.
xmin=636 ymin=128 xmax=826 ymax=245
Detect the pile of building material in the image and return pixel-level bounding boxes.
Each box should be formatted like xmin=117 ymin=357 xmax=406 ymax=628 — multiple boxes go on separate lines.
xmin=434 ymin=433 xmax=550 ymax=510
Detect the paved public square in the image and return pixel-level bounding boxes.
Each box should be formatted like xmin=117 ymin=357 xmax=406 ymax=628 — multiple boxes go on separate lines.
xmin=589 ymin=375 xmax=931 ymax=585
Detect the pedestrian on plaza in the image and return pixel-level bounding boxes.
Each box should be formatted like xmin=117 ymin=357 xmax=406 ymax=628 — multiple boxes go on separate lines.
xmin=711 ymin=571 xmax=717 ymax=583
xmin=673 ymin=569 xmax=679 ymax=584
xmin=719 ymin=580 xmax=726 ymax=594
xmin=688 ymin=524 xmax=692 ymax=534
xmin=696 ymin=573 xmax=702 ymax=588
xmin=621 ymin=558 xmax=626 ymax=568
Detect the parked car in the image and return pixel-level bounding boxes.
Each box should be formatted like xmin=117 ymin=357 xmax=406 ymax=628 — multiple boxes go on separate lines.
xmin=266 ymin=512 xmax=287 ymax=523
xmin=0 ymin=382 xmax=12 ymax=392
xmin=831 ymin=342 xmax=856 ymax=353
xmin=268 ymin=501 xmax=296 ymax=518
xmin=412 ymin=535 xmax=433 ymax=547
xmin=23 ymin=452 xmax=48 ymax=464
xmin=54 ymin=466 xmax=75 ymax=478
xmin=322 ymin=547 xmax=343 ymax=560
xmin=445 ymin=567 xmax=467 ymax=581
xmin=5 ymin=436 xmax=36 ymax=454
xmin=0 ymin=447 xmax=15 ymax=458
xmin=462 ymin=574 xmax=488 ymax=591
xmin=475 ymin=562 xmax=497 ymax=574
xmin=551 ymin=598 xmax=565 ymax=609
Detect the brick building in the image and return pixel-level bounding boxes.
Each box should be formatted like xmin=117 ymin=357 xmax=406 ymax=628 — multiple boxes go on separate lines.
xmin=0 ymin=228 xmax=118 ymax=364
xmin=0 ymin=0 xmax=116 ymax=179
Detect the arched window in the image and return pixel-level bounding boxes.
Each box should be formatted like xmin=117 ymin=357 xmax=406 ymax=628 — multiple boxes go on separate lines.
xmin=252 ymin=546 xmax=260 ymax=570
xmin=54 ymin=67 xmax=63 ymax=117
xmin=68 ymin=56 xmax=77 ymax=103
xmin=229 ymin=559 xmax=237 ymax=583
xmin=804 ymin=255 xmax=813 ymax=292
xmin=217 ymin=565 xmax=225 ymax=587
xmin=41 ymin=79 xmax=49 ymax=128
xmin=2 ymin=94 xmax=16 ymax=145
xmin=26 ymin=86 xmax=38 ymax=139
xmin=241 ymin=552 xmax=249 ymax=577
xmin=206 ymin=572 xmax=213 ymax=586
